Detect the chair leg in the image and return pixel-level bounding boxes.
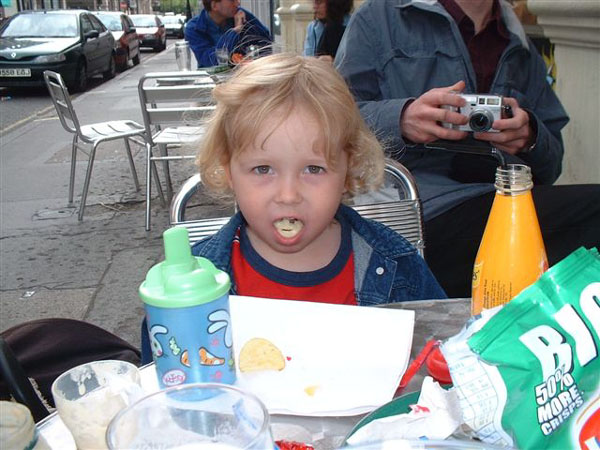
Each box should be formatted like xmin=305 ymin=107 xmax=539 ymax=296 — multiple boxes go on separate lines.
xmin=78 ymin=143 xmax=98 ymax=222
xmin=146 ymin=142 xmax=153 ymax=231
xmin=124 ymin=138 xmax=140 ymax=191
xmin=145 ymin=144 xmax=167 ymax=232
xmin=68 ymin=135 xmax=78 ymax=206
xmin=158 ymin=143 xmax=173 ymax=201
xmin=152 ymin=161 xmax=166 ymax=207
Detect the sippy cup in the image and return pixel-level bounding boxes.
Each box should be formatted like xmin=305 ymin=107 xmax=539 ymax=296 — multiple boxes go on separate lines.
xmin=139 ymin=227 xmax=235 ymax=389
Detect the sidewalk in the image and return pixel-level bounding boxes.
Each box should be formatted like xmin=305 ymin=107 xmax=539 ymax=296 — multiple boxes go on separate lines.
xmin=0 ymin=45 xmax=203 ymax=347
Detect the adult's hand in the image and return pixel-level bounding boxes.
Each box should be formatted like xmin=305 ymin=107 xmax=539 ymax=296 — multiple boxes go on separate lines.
xmin=474 ymin=97 xmax=535 ymax=155
xmin=233 ymin=10 xmax=246 ymax=33
xmin=400 ymin=81 xmax=469 ymax=144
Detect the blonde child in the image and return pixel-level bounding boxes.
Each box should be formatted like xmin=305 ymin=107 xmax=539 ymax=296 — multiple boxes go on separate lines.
xmin=192 ymin=53 xmax=445 ymax=305
xmin=141 ymin=54 xmax=444 ymax=363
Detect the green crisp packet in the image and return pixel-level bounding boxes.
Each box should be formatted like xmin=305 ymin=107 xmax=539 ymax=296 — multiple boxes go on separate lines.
xmin=442 ymin=247 xmax=600 ymax=449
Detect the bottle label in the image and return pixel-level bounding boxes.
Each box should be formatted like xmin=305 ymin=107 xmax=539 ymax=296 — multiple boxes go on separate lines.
xmin=472 ymin=262 xmax=483 ymax=289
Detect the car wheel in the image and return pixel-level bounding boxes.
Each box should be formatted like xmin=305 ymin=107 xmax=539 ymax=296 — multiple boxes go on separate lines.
xmin=71 ymin=61 xmax=88 ymax=93
xmin=117 ymin=51 xmax=129 ymax=72
xmin=103 ymin=54 xmax=116 ymax=80
xmin=132 ymin=51 xmax=140 ymax=66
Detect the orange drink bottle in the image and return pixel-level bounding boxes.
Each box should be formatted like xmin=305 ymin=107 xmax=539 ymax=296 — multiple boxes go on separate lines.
xmin=471 ymin=164 xmax=548 ymax=315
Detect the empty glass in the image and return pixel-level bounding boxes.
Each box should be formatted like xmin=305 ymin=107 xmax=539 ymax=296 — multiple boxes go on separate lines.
xmin=216 ymin=47 xmax=229 ymax=67
xmin=51 ymin=360 xmax=142 ymax=450
xmin=106 ymin=383 xmax=275 ymax=449
xmin=175 ymin=41 xmax=191 ymax=71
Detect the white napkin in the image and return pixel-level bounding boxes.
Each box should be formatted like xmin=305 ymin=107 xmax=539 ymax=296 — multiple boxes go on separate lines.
xmin=230 ymin=296 xmax=415 ymax=416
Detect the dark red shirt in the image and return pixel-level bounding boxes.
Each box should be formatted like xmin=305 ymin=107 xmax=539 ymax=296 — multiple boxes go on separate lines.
xmin=439 ymin=0 xmax=510 ymax=93
xmin=231 ymin=229 xmax=357 ymax=306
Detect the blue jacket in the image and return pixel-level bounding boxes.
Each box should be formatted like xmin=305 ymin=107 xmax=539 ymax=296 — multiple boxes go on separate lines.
xmin=190 ymin=204 xmax=446 ymax=305
xmin=303 ymin=20 xmax=325 ymax=57
xmin=303 ymin=15 xmax=350 ymax=57
xmin=335 ymin=0 xmax=569 ymax=220
xmin=184 ymin=8 xmax=272 ymax=67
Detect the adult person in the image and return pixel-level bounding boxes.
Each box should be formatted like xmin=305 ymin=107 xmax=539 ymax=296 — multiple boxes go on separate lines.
xmin=335 ymin=0 xmax=600 ymax=297
xmin=185 ymin=0 xmax=272 ymax=67
xmin=303 ymin=0 xmax=353 ymax=60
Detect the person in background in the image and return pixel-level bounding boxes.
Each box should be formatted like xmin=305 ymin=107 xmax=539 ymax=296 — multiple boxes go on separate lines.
xmin=185 ymin=0 xmax=272 ymax=67
xmin=335 ymin=0 xmax=600 ymax=297
xmin=303 ymin=0 xmax=353 ymax=61
xmin=140 ymin=54 xmax=445 ymax=363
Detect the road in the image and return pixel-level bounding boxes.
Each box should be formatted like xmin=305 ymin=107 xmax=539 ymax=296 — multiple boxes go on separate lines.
xmin=0 ymin=44 xmax=176 ymax=135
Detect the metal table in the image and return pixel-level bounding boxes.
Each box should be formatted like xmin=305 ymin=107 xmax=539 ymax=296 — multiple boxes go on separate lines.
xmin=36 ymin=298 xmax=471 ymax=449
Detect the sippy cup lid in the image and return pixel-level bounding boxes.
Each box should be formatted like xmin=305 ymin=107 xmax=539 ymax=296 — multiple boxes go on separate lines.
xmin=139 ymin=228 xmax=230 ymax=308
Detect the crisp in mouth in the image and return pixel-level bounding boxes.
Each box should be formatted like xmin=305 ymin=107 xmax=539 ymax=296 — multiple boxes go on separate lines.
xmin=273 ymin=217 xmax=304 ymax=238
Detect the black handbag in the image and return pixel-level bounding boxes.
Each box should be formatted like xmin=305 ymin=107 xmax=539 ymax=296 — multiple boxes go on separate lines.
xmin=0 ymin=318 xmax=140 ymax=421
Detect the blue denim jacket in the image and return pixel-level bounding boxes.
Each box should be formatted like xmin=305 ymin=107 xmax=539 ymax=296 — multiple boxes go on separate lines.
xmin=184 ymin=8 xmax=271 ymax=67
xmin=190 ymin=204 xmax=446 ymax=305
xmin=335 ymin=0 xmax=569 ymax=220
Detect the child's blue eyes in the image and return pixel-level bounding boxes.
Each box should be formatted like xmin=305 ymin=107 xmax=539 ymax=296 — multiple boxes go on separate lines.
xmin=251 ymin=166 xmax=326 ymax=175
xmin=252 ymin=166 xmax=272 ymax=175
xmin=305 ymin=165 xmax=325 ymax=174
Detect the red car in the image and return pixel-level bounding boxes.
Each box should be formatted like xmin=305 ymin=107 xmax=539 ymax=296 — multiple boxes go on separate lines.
xmin=94 ymin=12 xmax=140 ymax=71
xmin=130 ymin=14 xmax=166 ymax=52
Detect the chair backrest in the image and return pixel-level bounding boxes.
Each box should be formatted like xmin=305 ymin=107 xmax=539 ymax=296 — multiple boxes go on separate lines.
xmin=138 ymin=71 xmax=217 ymax=145
xmin=169 ymin=159 xmax=426 ymax=256
xmin=43 ymin=70 xmax=82 ymax=137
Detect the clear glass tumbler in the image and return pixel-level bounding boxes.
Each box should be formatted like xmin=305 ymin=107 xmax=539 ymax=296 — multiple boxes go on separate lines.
xmin=216 ymin=47 xmax=229 ymax=67
xmin=51 ymin=360 xmax=142 ymax=450
xmin=175 ymin=41 xmax=192 ymax=71
xmin=106 ymin=383 xmax=275 ymax=449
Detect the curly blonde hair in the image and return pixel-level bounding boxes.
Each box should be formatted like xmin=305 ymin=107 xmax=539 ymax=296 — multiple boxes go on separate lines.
xmin=197 ymin=53 xmax=384 ymax=199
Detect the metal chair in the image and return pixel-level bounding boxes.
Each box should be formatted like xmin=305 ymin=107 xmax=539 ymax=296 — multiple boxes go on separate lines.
xmin=169 ymin=159 xmax=426 ymax=256
xmin=43 ymin=70 xmax=152 ymax=222
xmin=138 ymin=71 xmax=217 ymax=231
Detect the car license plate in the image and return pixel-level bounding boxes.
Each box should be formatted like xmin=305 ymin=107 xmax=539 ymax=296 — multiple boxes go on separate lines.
xmin=0 ymin=68 xmax=31 ymax=77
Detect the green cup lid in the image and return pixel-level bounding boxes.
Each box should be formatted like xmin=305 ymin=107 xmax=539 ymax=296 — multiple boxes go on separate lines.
xmin=139 ymin=228 xmax=230 ymax=308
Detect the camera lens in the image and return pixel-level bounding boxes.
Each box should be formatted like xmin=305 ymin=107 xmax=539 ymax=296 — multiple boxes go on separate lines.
xmin=469 ymin=110 xmax=494 ymax=132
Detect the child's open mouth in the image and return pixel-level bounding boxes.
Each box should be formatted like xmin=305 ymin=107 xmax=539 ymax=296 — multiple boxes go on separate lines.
xmin=273 ymin=217 xmax=304 ymax=238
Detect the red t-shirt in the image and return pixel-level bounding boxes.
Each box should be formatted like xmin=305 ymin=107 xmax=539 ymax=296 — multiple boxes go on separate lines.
xmin=231 ymin=223 xmax=357 ymax=305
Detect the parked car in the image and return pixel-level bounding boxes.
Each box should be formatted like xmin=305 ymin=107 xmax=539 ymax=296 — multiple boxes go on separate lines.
xmin=129 ymin=14 xmax=166 ymax=52
xmin=0 ymin=10 xmax=116 ymax=91
xmin=94 ymin=11 xmax=140 ymax=71
xmin=160 ymin=14 xmax=184 ymax=39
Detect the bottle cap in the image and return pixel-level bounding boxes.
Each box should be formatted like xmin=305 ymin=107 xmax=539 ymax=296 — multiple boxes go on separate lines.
xmin=425 ymin=347 xmax=453 ymax=385
xmin=139 ymin=228 xmax=230 ymax=308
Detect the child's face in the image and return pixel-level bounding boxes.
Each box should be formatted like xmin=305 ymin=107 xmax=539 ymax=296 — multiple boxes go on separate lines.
xmin=226 ymin=106 xmax=348 ymax=263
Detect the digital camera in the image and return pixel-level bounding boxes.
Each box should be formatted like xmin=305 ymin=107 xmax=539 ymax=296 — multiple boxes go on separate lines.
xmin=442 ymin=94 xmax=511 ymax=133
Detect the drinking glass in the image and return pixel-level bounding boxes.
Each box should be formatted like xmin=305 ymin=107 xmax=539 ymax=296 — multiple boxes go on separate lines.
xmin=106 ymin=383 xmax=275 ymax=449
xmin=51 ymin=360 xmax=142 ymax=450
xmin=216 ymin=48 xmax=229 ymax=66
xmin=175 ymin=41 xmax=191 ymax=71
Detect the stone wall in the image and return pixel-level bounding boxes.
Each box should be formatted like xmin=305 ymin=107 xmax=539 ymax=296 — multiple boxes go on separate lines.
xmin=528 ymin=0 xmax=600 ymax=184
